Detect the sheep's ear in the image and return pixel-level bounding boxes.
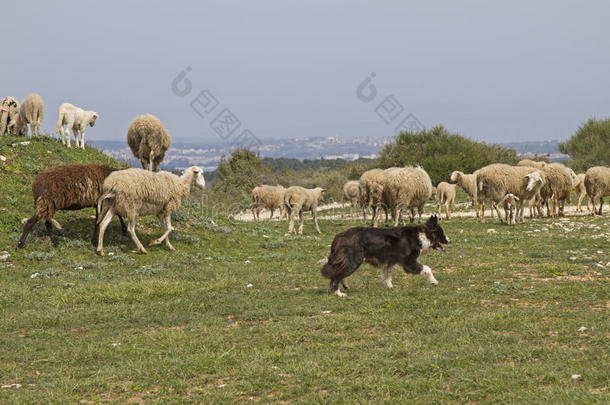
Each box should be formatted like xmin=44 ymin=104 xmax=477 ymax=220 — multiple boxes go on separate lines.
xmin=321 ymin=189 xmax=326 ymax=193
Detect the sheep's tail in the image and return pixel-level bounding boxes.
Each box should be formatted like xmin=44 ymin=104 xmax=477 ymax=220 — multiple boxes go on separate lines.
xmin=284 ymin=195 xmax=293 ymax=215
xmin=34 ymin=196 xmax=55 ymax=222
xmin=55 ymin=109 xmax=64 ymax=133
xmin=96 ymin=192 xmax=114 ymax=224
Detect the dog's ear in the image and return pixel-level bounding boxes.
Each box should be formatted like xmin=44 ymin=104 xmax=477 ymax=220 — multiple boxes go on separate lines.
xmin=426 ymin=215 xmax=438 ymax=225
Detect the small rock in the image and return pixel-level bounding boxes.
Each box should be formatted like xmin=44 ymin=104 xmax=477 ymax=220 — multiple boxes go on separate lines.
xmin=597 ymin=251 xmax=603 ymax=254
xmin=571 ymin=374 xmax=581 ymax=380
xmin=75 ymin=266 xmax=83 ymax=270
xmin=322 ymin=310 xmax=332 ymax=314
xmin=108 ymin=252 xmax=114 ymax=256
xmin=246 ymin=283 xmax=253 ymax=288
xmin=1 ymin=383 xmax=22 ymax=389
xmin=112 ymin=343 xmax=120 ymax=347
xmin=487 ymin=229 xmax=497 ymax=234
xmin=30 ymin=273 xmax=39 ymax=279
xmin=0 ymin=253 xmax=10 ymax=261
xmin=262 ymin=235 xmax=270 ymax=239
xmin=569 ymin=257 xmax=577 ymax=261
xmin=11 ymin=141 xmax=30 ymax=147
xmin=578 ymin=326 xmax=588 ymax=332
xmin=0 ymin=155 xmax=6 ymax=162
xmin=244 ymin=260 xmax=251 ymax=264
xmin=534 ymin=229 xmax=540 ymax=233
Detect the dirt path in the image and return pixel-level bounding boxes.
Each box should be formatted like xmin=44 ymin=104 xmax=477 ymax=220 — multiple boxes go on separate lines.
xmin=234 ymin=201 xmax=593 ymax=222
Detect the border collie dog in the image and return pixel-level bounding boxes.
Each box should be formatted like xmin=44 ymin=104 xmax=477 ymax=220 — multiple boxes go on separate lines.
xmin=321 ymin=215 xmax=450 ymax=297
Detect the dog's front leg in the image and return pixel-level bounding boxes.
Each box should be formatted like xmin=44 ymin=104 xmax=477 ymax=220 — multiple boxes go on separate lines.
xmin=421 ymin=265 xmax=438 ymax=285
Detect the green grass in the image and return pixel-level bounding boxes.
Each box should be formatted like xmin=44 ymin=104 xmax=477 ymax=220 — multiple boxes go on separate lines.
xmin=0 ymin=136 xmax=608 ymax=403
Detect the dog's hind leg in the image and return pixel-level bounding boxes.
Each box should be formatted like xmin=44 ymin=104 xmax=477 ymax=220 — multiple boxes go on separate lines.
xmin=380 ymin=266 xmax=393 ymax=288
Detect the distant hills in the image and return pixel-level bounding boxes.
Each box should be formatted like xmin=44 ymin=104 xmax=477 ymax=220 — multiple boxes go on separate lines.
xmin=91 ymin=136 xmax=568 ymax=171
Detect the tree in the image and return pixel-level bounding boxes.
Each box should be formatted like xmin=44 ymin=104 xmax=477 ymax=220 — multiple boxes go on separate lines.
xmin=559 ymin=118 xmax=610 ymax=172
xmin=378 ymin=125 xmax=519 ymax=185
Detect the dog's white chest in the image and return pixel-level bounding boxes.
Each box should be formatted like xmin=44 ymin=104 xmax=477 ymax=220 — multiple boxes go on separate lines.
xmin=418 ymin=233 xmax=432 ymax=251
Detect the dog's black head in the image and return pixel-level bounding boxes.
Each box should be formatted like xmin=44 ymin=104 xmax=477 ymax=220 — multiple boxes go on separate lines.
xmin=424 ymin=215 xmax=450 ymax=252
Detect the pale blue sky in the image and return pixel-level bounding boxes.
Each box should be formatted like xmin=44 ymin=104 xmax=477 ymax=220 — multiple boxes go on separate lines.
xmin=2 ymin=1 xmax=609 ymax=144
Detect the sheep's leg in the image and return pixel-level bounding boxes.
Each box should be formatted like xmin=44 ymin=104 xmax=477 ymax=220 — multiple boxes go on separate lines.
xmin=269 ymin=208 xmax=274 ymax=220
xmin=17 ymin=215 xmax=39 ymax=248
xmin=312 ymin=209 xmax=321 ymax=234
xmin=492 ymin=201 xmax=503 ymax=223
xmin=79 ymin=126 xmax=86 ymax=149
xmin=298 ymin=211 xmax=305 ymax=235
xmin=598 ymin=197 xmax=604 ymax=215
xmin=126 ymin=219 xmax=147 ymax=254
xmin=118 ymin=215 xmax=128 ymax=236
xmin=96 ymin=208 xmax=115 ymax=256
xmin=65 ymin=124 xmax=72 ymax=148
xmin=436 ymin=201 xmax=441 ymax=217
xmin=58 ymin=125 xmax=66 ymax=145
xmin=45 ymin=220 xmax=58 ymax=247
xmin=287 ymin=209 xmax=296 ymax=234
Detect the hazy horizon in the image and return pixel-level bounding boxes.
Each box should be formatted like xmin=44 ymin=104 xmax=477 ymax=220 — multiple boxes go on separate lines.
xmin=2 ymin=1 xmax=609 ymax=147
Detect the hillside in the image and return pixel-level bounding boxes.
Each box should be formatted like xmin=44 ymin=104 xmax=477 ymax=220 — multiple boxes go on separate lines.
xmin=0 ymin=136 xmax=608 ymax=403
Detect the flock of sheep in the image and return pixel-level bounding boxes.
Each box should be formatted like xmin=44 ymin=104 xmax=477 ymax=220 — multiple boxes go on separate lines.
xmin=251 ymin=160 xmax=610 ymax=234
xmin=4 ymin=93 xmax=206 ymax=255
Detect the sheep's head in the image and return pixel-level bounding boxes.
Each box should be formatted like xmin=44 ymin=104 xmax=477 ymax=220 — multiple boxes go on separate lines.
xmin=89 ymin=112 xmax=99 ymax=127
xmin=184 ymin=166 xmax=206 ymax=189
xmin=525 ymin=172 xmax=544 ymax=191
xmin=8 ymin=114 xmax=26 ymax=136
xmin=315 ymin=187 xmax=326 ymax=202
xmin=449 ymin=171 xmax=461 ymax=182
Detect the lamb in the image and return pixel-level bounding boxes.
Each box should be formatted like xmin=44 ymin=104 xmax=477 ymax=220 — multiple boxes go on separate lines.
xmin=96 ymin=166 xmax=206 ymax=256
xmin=501 ymin=193 xmax=520 ymax=225
xmin=342 ymin=180 xmax=360 ymax=218
xmin=450 ymin=170 xmax=478 ymax=214
xmin=56 ymin=103 xmax=99 ymax=149
xmin=126 ymin=114 xmax=171 ymax=171
xmin=358 ymin=168 xmax=387 ymax=226
xmin=517 ymin=159 xmax=546 ymax=169
xmin=384 ymin=166 xmax=433 ymax=225
xmin=283 ymin=186 xmax=325 ymax=234
xmin=435 ymin=182 xmax=457 ymax=220
xmin=8 ymin=93 xmax=44 ymax=137
xmin=17 ymin=164 xmax=127 ymax=248
xmin=537 ymin=163 xmax=574 ymax=217
xmin=572 ymin=173 xmax=590 ymax=213
xmin=0 ymin=96 xmax=19 ymax=136
xmin=476 ymin=163 xmax=545 ymax=223
xmin=251 ymin=185 xmax=286 ymax=221
xmin=584 ymin=166 xmax=610 ymax=215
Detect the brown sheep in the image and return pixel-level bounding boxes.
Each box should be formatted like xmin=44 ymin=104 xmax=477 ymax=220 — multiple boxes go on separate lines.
xmin=17 ymin=164 xmax=126 ymax=248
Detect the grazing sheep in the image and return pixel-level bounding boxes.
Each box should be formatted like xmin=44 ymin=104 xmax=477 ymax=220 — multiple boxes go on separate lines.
xmin=537 ymin=163 xmax=574 ymax=217
xmin=584 ymin=166 xmax=610 ymax=215
xmin=0 ymin=97 xmax=19 ymax=136
xmin=126 ymin=114 xmax=171 ymax=171
xmin=384 ymin=166 xmax=433 ymax=225
xmin=8 ymin=93 xmax=44 ymax=137
xmin=251 ymin=185 xmax=286 ymax=221
xmin=476 ymin=163 xmax=545 ymax=223
xmin=436 ymin=182 xmax=457 ymax=220
xmin=359 ymin=168 xmax=387 ymax=226
xmin=517 ymin=159 xmax=546 ymax=169
xmin=501 ymin=193 xmax=520 ymax=225
xmin=284 ymin=186 xmax=325 ymax=234
xmin=56 ymin=103 xmax=99 ymax=149
xmin=96 ymin=166 xmax=206 ymax=256
xmin=342 ymin=180 xmax=360 ymax=219
xmin=450 ymin=170 xmax=478 ymax=214
xmin=572 ymin=173 xmax=590 ymax=213
xmin=17 ymin=164 xmax=127 ymax=248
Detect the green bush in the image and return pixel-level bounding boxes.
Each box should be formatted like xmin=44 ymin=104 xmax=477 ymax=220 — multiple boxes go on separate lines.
xmin=559 ymin=118 xmax=610 ymax=172
xmin=378 ymin=125 xmax=519 ymax=185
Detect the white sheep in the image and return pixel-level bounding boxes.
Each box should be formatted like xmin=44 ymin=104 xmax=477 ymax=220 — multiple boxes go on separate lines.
xmin=8 ymin=93 xmax=44 ymax=137
xmin=476 ymin=163 xmax=545 ymax=223
xmin=537 ymin=163 xmax=574 ymax=217
xmin=284 ymin=186 xmax=325 ymax=234
xmin=342 ymin=180 xmax=360 ymax=219
xmin=572 ymin=173 xmax=590 ymax=213
xmin=55 ymin=103 xmax=99 ymax=149
xmin=358 ymin=168 xmax=387 ymax=226
xmin=384 ymin=166 xmax=433 ymax=225
xmin=0 ymin=97 xmax=19 ymax=136
xmin=450 ymin=170 xmax=479 ymax=214
xmin=126 ymin=114 xmax=171 ymax=171
xmin=436 ymin=182 xmax=457 ymax=220
xmin=501 ymin=193 xmax=520 ymax=225
xmin=96 ymin=166 xmax=205 ymax=256
xmin=251 ymin=185 xmax=286 ymax=221
xmin=517 ymin=159 xmax=546 ymax=169
xmin=584 ymin=166 xmax=610 ymax=215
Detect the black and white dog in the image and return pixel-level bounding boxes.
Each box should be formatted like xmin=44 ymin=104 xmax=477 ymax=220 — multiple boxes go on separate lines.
xmin=321 ymin=215 xmax=450 ymax=297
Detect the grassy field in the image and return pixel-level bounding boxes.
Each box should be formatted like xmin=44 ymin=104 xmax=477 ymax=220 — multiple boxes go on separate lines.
xmin=0 ymin=136 xmax=608 ymax=403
